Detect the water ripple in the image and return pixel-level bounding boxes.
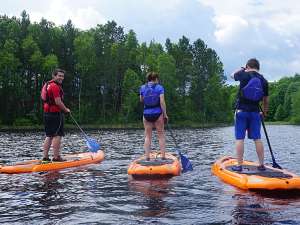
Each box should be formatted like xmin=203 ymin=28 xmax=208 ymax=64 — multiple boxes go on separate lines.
xmin=0 ymin=125 xmax=300 ymax=224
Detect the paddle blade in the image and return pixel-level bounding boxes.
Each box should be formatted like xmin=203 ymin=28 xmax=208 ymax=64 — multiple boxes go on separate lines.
xmin=86 ymin=138 xmax=101 ymax=152
xmin=178 ymin=150 xmax=193 ymax=173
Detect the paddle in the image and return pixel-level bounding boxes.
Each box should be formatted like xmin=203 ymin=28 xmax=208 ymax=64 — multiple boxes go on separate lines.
xmin=166 ymin=123 xmax=193 ymax=172
xmin=259 ymin=106 xmax=282 ymax=169
xmin=69 ymin=113 xmax=100 ymax=153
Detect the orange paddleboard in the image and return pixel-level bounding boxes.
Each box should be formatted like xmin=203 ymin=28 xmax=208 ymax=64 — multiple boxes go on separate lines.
xmin=0 ymin=151 xmax=104 ymax=174
xmin=128 ymin=151 xmax=181 ymax=178
xmin=212 ymin=156 xmax=300 ymax=190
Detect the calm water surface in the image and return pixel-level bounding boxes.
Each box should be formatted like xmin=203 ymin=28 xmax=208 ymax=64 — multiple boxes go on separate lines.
xmin=0 ymin=125 xmax=300 ymax=224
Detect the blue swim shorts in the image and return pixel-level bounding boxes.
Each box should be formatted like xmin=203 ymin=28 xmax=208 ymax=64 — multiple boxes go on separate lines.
xmin=235 ymin=111 xmax=261 ymax=140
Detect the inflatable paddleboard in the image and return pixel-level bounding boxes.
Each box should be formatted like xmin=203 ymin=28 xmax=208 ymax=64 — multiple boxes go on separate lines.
xmin=212 ymin=156 xmax=300 ymax=190
xmin=0 ymin=150 xmax=104 ymax=174
xmin=128 ymin=151 xmax=181 ymax=178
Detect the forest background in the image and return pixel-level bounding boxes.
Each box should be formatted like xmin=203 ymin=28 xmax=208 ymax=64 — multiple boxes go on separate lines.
xmin=1 ymin=12 xmax=299 ymax=127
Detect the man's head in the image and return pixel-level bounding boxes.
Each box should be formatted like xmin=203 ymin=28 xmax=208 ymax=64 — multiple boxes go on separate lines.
xmin=246 ymin=58 xmax=260 ymax=70
xmin=52 ymin=68 xmax=65 ymax=84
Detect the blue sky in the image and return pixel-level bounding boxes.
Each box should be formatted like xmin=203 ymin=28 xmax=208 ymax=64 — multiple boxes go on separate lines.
xmin=1 ymin=0 xmax=300 ymax=81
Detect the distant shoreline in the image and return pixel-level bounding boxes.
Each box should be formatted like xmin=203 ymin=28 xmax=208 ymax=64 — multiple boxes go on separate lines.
xmin=0 ymin=121 xmax=296 ymax=132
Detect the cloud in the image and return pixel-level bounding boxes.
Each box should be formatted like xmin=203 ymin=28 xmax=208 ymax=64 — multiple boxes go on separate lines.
xmin=15 ymin=0 xmax=107 ymax=29
xmin=94 ymin=0 xmax=214 ymax=44
xmin=198 ymin=0 xmax=300 ymax=45
xmin=213 ymin=15 xmax=248 ymax=44
xmin=198 ymin=0 xmax=300 ymax=80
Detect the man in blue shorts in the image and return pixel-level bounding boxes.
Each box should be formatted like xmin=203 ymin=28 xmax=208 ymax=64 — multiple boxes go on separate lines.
xmin=231 ymin=58 xmax=269 ymax=171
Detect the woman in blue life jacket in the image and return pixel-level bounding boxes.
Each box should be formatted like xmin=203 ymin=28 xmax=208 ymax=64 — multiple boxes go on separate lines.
xmin=140 ymin=72 xmax=168 ymax=161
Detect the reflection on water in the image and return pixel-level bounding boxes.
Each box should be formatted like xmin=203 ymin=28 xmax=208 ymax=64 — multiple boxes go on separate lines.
xmin=128 ymin=178 xmax=171 ymax=218
xmin=36 ymin=171 xmax=63 ymax=203
xmin=229 ymin=189 xmax=300 ymax=225
xmin=0 ymin=125 xmax=300 ymax=224
xmin=232 ymin=193 xmax=274 ymax=225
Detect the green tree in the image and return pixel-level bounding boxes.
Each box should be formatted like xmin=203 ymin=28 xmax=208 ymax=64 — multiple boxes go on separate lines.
xmin=74 ymin=32 xmax=97 ymax=122
xmin=0 ymin=12 xmax=234 ymax=126
xmin=157 ymin=53 xmax=180 ymax=120
xmin=283 ymin=81 xmax=300 ymax=119
xmin=291 ymin=90 xmax=300 ymax=124
xmin=189 ymin=39 xmax=224 ymax=121
xmin=0 ymin=39 xmax=21 ymax=124
xmin=125 ymin=30 xmax=140 ymax=73
xmin=165 ymin=36 xmax=193 ymax=121
xmin=268 ymin=77 xmax=292 ymax=120
xmin=274 ymin=104 xmax=285 ymax=121
xmin=203 ymin=74 xmax=231 ymax=122
xmin=121 ymin=69 xmax=142 ymax=121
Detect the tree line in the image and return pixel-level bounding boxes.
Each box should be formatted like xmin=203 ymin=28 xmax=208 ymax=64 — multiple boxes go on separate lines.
xmin=0 ymin=11 xmax=299 ymax=126
xmin=267 ymin=75 xmax=300 ymax=123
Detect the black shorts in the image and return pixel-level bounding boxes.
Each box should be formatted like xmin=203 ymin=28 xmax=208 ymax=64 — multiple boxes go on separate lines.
xmin=44 ymin=112 xmax=64 ymax=137
xmin=144 ymin=113 xmax=162 ymax=122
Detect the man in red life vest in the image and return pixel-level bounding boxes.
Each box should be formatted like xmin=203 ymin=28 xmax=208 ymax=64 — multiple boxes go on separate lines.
xmin=41 ymin=69 xmax=70 ymax=162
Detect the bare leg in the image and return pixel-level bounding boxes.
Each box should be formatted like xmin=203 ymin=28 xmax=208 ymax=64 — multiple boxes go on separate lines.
xmin=143 ymin=118 xmax=153 ymax=160
xmin=43 ymin=137 xmax=52 ymax=159
xmin=52 ymin=136 xmax=62 ymax=159
xmin=155 ymin=115 xmax=166 ymax=159
xmin=254 ymin=139 xmax=264 ymax=166
xmin=235 ymin=139 xmax=244 ymax=165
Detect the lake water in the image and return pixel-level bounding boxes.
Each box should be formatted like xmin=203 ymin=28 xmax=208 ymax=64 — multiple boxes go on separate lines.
xmin=0 ymin=125 xmax=300 ymax=224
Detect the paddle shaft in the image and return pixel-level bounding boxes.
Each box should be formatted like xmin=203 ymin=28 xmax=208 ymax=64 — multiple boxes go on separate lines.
xmin=261 ymin=117 xmax=277 ymax=161
xmin=166 ymin=123 xmax=179 ymax=149
xmin=69 ymin=113 xmax=89 ymax=140
xmin=259 ymin=106 xmax=281 ymax=168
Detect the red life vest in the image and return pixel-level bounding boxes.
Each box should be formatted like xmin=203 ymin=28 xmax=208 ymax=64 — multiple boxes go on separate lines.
xmin=41 ymin=80 xmax=64 ymax=112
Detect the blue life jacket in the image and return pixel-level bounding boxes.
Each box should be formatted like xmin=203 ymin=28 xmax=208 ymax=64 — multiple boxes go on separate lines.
xmin=143 ymin=84 xmax=160 ymax=109
xmin=241 ymin=74 xmax=264 ymax=102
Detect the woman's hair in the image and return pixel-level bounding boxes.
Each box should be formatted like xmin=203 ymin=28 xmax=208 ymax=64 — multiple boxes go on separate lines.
xmin=146 ymin=72 xmax=159 ymax=82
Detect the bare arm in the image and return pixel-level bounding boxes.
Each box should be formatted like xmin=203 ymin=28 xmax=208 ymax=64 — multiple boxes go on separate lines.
xmin=262 ymin=96 xmax=269 ymax=116
xmin=160 ymin=94 xmax=168 ymax=119
xmin=140 ymin=95 xmax=143 ymax=103
xmin=55 ymin=97 xmax=70 ymax=113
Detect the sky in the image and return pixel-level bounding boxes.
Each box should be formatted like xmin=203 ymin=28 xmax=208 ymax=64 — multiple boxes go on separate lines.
xmin=1 ymin=0 xmax=300 ymax=81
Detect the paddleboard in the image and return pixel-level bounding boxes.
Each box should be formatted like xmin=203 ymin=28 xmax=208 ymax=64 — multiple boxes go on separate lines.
xmin=128 ymin=151 xmax=181 ymax=178
xmin=212 ymin=156 xmax=300 ymax=190
xmin=0 ymin=150 xmax=104 ymax=174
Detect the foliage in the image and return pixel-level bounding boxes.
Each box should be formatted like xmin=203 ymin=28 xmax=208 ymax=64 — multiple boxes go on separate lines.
xmin=0 ymin=12 xmax=298 ymax=126
xmin=291 ymin=89 xmax=300 ymax=124
xmin=267 ymin=75 xmax=300 ymax=122
xmin=274 ymin=104 xmax=285 ymax=121
xmin=121 ymin=69 xmax=142 ymax=122
xmin=13 ymin=118 xmax=34 ymax=126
